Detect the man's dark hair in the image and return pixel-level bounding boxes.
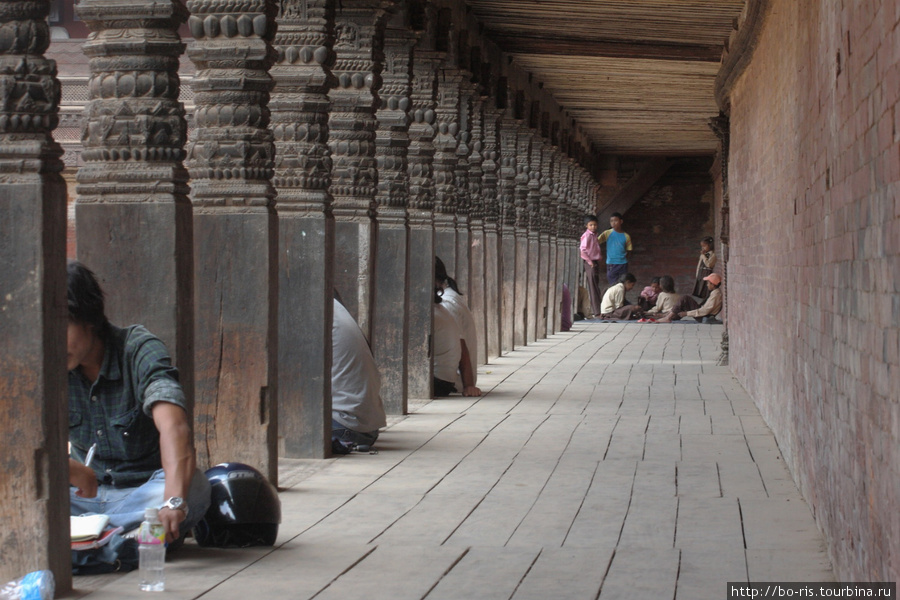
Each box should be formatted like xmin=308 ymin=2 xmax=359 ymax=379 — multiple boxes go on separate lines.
xmin=435 ymin=256 xmax=461 ymax=294
xmin=67 ymin=260 xmax=108 ymax=333
xmin=651 ymin=276 xmax=661 ymax=285
xmin=619 ymin=272 xmax=637 ymax=284
xmin=584 ymin=214 xmax=598 ymax=226
xmin=659 ymin=275 xmax=675 ymax=293
xmin=610 ymin=212 xmax=624 ymax=220
xmin=701 ymin=236 xmax=714 ymax=249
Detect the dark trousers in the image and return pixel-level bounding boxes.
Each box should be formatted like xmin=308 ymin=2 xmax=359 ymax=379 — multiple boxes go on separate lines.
xmin=434 ymin=377 xmax=457 ymax=397
xmin=583 ymin=261 xmax=603 ymax=317
xmin=606 ymin=263 xmax=628 ymax=286
xmin=601 ymin=305 xmax=643 ymax=320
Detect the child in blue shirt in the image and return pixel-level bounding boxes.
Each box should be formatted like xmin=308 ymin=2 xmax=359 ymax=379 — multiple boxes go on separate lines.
xmin=597 ymin=212 xmax=633 ymax=286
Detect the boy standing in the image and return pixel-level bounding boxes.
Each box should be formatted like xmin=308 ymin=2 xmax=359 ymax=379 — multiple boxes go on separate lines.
xmin=580 ymin=215 xmax=604 ymax=318
xmin=597 ymin=212 xmax=633 ymax=285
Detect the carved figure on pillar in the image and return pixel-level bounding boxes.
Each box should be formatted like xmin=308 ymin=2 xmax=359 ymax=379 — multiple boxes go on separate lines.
xmin=187 ymin=0 xmax=279 ymax=480
xmin=271 ymin=0 xmax=336 ymax=458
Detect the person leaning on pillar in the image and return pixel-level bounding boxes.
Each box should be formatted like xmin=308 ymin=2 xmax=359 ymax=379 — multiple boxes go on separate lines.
xmin=66 ymin=261 xmax=211 ymax=569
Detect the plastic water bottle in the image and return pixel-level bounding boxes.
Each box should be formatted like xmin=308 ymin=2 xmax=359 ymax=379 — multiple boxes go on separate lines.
xmin=0 ymin=570 xmax=54 ymax=600
xmin=138 ymin=507 xmax=166 ymax=592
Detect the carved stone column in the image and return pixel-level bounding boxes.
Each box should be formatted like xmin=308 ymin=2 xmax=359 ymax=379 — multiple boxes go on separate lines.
xmin=329 ymin=1 xmax=392 ymax=338
xmin=271 ymin=0 xmax=335 ymax=458
xmin=513 ymin=124 xmax=531 ymax=347
xmin=406 ymin=50 xmax=439 ymax=398
xmin=466 ymin=95 xmax=486 ymax=365
xmin=498 ymin=118 xmax=517 ymax=352
xmin=525 ymin=130 xmax=542 ymax=344
xmin=482 ymin=105 xmax=502 ymax=360
xmin=76 ymin=0 xmax=192 ymax=388
xmin=187 ymin=0 xmax=279 ymax=481
xmin=0 ymin=0 xmax=69 ymax=587
xmin=372 ymin=18 xmax=413 ymax=413
xmin=433 ymin=68 xmax=460 ymax=275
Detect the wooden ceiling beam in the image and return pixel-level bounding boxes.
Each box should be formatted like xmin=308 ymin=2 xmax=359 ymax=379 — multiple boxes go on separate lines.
xmin=488 ymin=33 xmax=723 ymax=63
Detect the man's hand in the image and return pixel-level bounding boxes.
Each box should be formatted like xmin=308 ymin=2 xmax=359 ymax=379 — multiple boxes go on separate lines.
xmin=69 ymin=459 xmax=98 ymax=498
xmin=678 ymin=312 xmax=688 ymax=318
xmin=463 ymin=385 xmax=482 ymax=397
xmin=158 ymin=507 xmax=186 ymax=543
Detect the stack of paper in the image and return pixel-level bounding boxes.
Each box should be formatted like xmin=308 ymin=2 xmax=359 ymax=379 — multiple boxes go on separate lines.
xmin=70 ymin=514 xmax=110 ymax=542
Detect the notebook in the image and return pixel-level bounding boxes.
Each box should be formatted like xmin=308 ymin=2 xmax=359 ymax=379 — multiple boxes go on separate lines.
xmin=70 ymin=514 xmax=110 ymax=542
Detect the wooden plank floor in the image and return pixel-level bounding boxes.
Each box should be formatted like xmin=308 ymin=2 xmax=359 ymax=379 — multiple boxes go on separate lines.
xmin=70 ymin=323 xmax=834 ymax=600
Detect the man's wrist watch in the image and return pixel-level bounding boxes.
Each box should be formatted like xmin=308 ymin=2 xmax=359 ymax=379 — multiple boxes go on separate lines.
xmin=162 ymin=496 xmax=189 ymax=518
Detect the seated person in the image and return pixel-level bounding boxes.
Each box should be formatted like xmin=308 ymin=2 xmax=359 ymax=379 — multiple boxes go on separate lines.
xmin=658 ymin=273 xmax=723 ymax=322
xmin=331 ymin=297 xmax=386 ymax=451
xmin=433 ymin=286 xmax=481 ymax=398
xmin=66 ymin=261 xmax=210 ymax=550
xmin=638 ymin=277 xmax=661 ymax=311
xmin=599 ymin=273 xmax=643 ymax=320
xmin=645 ymin=275 xmax=681 ymax=316
xmin=435 ymin=257 xmax=478 ymax=391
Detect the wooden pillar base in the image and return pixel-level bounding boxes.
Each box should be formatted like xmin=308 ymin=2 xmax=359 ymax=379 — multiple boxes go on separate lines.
xmin=372 ymin=219 xmax=409 ymax=414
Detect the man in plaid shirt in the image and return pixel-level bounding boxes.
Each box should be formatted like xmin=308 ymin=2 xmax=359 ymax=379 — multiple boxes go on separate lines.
xmin=67 ymin=261 xmax=210 ymax=548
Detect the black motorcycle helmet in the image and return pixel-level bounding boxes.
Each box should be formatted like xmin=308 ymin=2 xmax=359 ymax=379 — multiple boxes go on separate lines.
xmin=193 ymin=462 xmax=282 ymax=548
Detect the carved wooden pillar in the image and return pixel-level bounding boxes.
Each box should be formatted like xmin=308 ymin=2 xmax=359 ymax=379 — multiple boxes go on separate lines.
xmin=513 ymin=124 xmax=531 ymax=347
xmin=454 ymin=82 xmax=473 ymax=295
xmin=406 ymin=50 xmax=439 ymax=398
xmin=466 ymin=96 xmax=486 ymax=365
xmin=433 ymin=68 xmax=460 ymax=275
xmin=541 ymin=145 xmax=558 ymax=337
xmin=537 ymin=141 xmax=553 ymax=339
xmin=0 ymin=0 xmax=69 ymax=588
xmin=550 ymin=155 xmax=565 ymax=334
xmin=498 ymin=118 xmax=518 ymax=352
xmin=482 ymin=106 xmax=502 ymax=360
xmin=329 ymin=1 xmax=392 ymax=338
xmin=187 ymin=0 xmax=279 ymax=481
xmin=76 ymin=0 xmax=192 ymax=388
xmin=372 ymin=18 xmax=414 ymax=413
xmin=525 ymin=130 xmax=541 ymax=344
xmin=271 ymin=0 xmax=335 ymax=458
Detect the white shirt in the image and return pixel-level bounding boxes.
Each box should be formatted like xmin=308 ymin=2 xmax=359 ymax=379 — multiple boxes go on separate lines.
xmin=600 ymin=283 xmax=626 ymax=315
xmin=332 ymin=299 xmax=386 ymax=433
xmin=439 ymin=287 xmax=478 ymax=387
xmin=433 ymin=303 xmax=462 ymax=384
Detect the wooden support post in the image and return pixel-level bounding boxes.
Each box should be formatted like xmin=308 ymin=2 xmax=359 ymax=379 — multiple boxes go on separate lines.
xmin=498 ymin=120 xmax=518 ymax=352
xmin=0 ymin=0 xmax=69 ymax=587
xmin=271 ymin=0 xmax=335 ymax=458
xmin=525 ymin=132 xmax=541 ymax=344
xmin=187 ymin=0 xmax=279 ymax=482
xmin=433 ymin=69 xmax=460 ymax=277
xmin=537 ymin=141 xmax=554 ymax=339
xmin=482 ymin=107 xmax=502 ymax=360
xmin=76 ymin=0 xmax=193 ymax=398
xmin=454 ymin=85 xmax=473 ymax=296
xmin=406 ymin=50 xmax=440 ymax=399
xmin=467 ymin=97 xmax=486 ymax=364
xmin=372 ymin=18 xmax=414 ymax=414
xmin=329 ymin=1 xmax=393 ymax=338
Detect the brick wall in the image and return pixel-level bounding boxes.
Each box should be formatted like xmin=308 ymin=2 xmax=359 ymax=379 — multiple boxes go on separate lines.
xmin=729 ymin=0 xmax=899 ymax=581
xmin=624 ymin=160 xmax=718 ymax=299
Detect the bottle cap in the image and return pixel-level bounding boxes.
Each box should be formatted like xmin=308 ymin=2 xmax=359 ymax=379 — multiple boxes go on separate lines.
xmin=144 ymin=507 xmax=159 ymax=520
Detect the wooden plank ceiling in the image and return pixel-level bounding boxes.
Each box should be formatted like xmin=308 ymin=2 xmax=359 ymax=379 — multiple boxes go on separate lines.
xmin=466 ymin=0 xmax=747 ymax=155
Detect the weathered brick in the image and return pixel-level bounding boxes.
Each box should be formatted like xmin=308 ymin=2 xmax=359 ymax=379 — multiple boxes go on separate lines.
xmin=727 ymin=0 xmax=899 ymax=583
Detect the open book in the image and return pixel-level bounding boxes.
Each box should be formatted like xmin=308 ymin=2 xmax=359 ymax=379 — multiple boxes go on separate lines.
xmin=71 ymin=514 xmax=110 ymax=542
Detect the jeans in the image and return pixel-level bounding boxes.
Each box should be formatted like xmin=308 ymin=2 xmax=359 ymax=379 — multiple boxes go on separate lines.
xmin=332 ymin=419 xmax=379 ymax=448
xmin=70 ymin=467 xmax=211 ymax=535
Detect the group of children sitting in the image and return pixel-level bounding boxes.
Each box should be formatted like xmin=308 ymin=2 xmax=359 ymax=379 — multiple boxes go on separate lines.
xmin=580 ymin=210 xmax=723 ymax=324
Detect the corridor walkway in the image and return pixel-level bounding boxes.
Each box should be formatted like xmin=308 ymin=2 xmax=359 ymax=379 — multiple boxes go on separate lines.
xmin=73 ymin=322 xmax=834 ymax=600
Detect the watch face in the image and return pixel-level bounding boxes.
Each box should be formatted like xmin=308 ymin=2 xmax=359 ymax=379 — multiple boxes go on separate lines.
xmin=166 ymin=497 xmax=185 ymax=510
